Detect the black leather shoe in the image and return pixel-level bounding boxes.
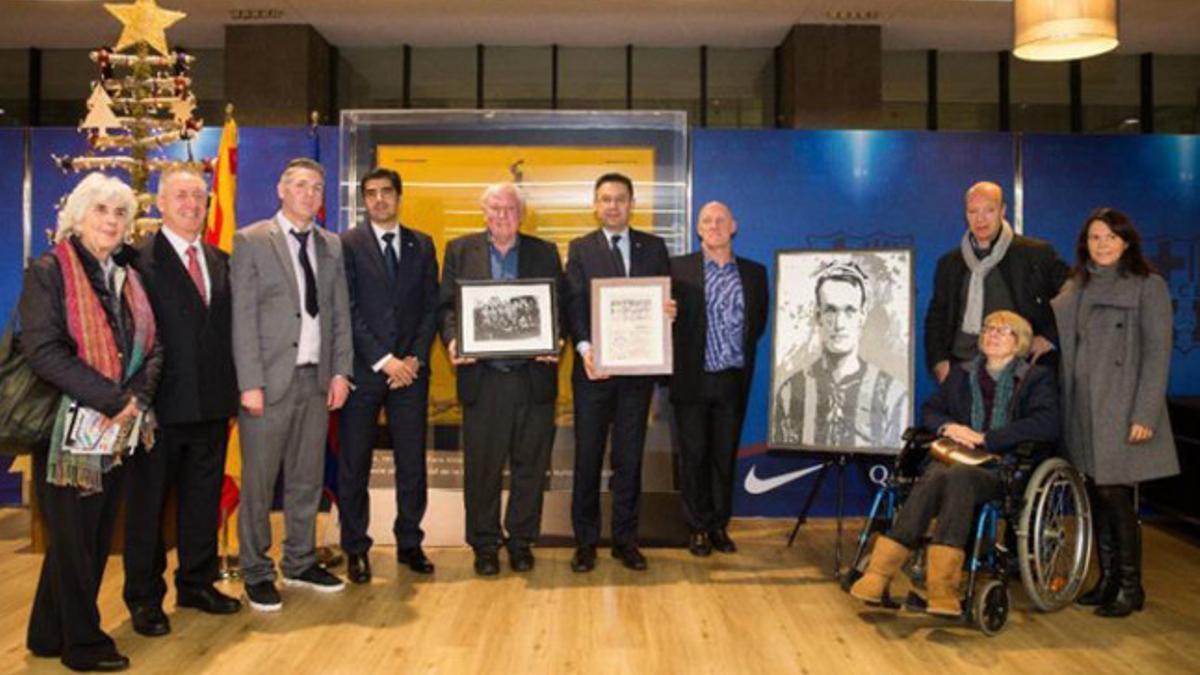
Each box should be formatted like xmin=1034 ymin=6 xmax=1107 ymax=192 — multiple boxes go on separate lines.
xmin=474 ymin=549 xmax=500 ymax=576
xmin=28 ymin=644 xmax=60 ymax=658
xmin=177 ymin=585 xmax=241 ymax=614
xmin=347 ymin=553 xmax=372 ymax=584
xmin=130 ymin=605 xmax=170 ymax=637
xmin=688 ymin=532 xmax=713 ymax=557
xmin=509 ymin=546 xmax=535 ymax=573
xmin=64 ymin=651 xmax=130 ymax=672
xmin=709 ymin=528 xmax=738 ymax=553
xmin=397 ymin=547 xmax=435 ymax=574
xmin=612 ymin=544 xmax=648 ymax=571
xmin=570 ymin=545 xmax=597 ymax=573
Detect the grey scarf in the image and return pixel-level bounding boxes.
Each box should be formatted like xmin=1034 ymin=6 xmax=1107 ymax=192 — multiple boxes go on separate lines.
xmin=959 ymin=219 xmax=1014 ymax=334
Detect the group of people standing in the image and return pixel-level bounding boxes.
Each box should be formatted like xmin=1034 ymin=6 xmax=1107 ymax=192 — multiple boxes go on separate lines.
xmin=15 ymin=165 xmax=1178 ymax=671
xmin=16 ymin=164 xmax=768 ymax=671
xmin=850 ymin=182 xmax=1179 ymax=623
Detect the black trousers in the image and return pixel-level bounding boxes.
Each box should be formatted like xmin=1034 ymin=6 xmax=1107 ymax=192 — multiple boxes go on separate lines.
xmin=123 ymin=419 xmax=228 ymax=609
xmin=890 ymin=462 xmax=1003 ymax=550
xmin=571 ymin=374 xmax=656 ymax=546
xmin=27 ymin=451 xmax=124 ymax=666
xmin=673 ymin=369 xmax=744 ymax=532
xmin=461 ymin=366 xmax=556 ymax=551
xmin=337 ymin=376 xmax=429 ymax=554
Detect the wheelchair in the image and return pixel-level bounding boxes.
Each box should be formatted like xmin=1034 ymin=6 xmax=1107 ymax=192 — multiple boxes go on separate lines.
xmin=840 ymin=428 xmax=1093 ymax=635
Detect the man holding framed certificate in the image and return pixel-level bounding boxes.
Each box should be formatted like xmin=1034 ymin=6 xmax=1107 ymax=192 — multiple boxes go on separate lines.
xmin=438 ymin=182 xmax=564 ymax=576
xmin=565 ymin=172 xmax=673 ymax=572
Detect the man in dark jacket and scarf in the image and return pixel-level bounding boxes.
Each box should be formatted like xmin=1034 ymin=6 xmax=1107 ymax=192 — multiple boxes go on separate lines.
xmin=924 ymin=181 xmax=1069 ymax=382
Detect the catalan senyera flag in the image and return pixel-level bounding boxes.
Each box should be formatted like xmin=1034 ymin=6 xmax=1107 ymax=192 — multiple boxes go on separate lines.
xmin=206 ymin=117 xmax=238 ymax=252
xmin=205 ymin=117 xmax=242 ymax=527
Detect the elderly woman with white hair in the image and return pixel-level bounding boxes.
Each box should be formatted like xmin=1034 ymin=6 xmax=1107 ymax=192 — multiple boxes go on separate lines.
xmin=18 ymin=172 xmax=161 ymax=672
xmin=850 ymin=310 xmax=1060 ymax=617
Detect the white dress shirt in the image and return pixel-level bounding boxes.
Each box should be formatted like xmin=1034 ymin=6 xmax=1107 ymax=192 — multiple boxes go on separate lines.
xmin=276 ymin=212 xmax=321 ymax=366
xmin=369 ymin=222 xmax=402 ymax=372
xmin=577 ymin=226 xmax=632 ymax=357
xmin=160 ymin=224 xmax=211 ymax=301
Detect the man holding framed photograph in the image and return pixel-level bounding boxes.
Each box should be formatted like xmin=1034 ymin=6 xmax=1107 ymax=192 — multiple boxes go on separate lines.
xmin=564 ymin=172 xmax=673 ymax=572
xmin=438 ymin=182 xmax=564 ymax=576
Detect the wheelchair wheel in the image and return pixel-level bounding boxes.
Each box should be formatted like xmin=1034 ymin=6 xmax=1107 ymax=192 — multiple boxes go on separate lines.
xmin=974 ymin=579 xmax=1010 ymax=636
xmin=1015 ymin=457 xmax=1092 ymax=612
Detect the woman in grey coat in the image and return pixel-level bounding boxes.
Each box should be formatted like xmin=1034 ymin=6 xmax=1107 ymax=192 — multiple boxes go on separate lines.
xmin=1052 ymin=207 xmax=1179 ymax=618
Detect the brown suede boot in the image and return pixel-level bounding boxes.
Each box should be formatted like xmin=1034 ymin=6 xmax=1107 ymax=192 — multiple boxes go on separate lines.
xmin=849 ymin=536 xmax=910 ymax=604
xmin=926 ymin=544 xmax=966 ymax=617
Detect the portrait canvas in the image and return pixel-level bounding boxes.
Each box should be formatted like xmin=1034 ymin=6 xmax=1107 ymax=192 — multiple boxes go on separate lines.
xmin=457 ymin=278 xmax=558 ymax=358
xmin=767 ymin=249 xmax=914 ymax=455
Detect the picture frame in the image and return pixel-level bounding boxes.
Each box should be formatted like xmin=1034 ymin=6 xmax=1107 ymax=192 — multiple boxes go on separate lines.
xmin=590 ymin=276 xmax=673 ymax=376
xmin=766 ymin=248 xmax=914 ymax=455
xmin=456 ymin=278 xmax=559 ymax=359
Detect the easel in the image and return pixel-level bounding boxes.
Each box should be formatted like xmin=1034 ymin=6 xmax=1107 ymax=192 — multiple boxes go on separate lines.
xmin=771 ymin=449 xmax=862 ymax=579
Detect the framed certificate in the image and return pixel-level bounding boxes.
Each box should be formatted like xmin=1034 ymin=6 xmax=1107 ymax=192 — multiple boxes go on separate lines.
xmin=590 ymin=276 xmax=672 ymax=375
xmin=456 ymin=278 xmax=559 ymax=359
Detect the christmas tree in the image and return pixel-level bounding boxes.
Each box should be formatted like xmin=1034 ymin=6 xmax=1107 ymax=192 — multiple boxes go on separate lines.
xmin=53 ymin=0 xmax=206 ymax=239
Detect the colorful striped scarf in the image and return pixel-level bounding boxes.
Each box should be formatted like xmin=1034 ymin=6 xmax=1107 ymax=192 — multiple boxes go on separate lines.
xmin=47 ymin=238 xmax=156 ymax=493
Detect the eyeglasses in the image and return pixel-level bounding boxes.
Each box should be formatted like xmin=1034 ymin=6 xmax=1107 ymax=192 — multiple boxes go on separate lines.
xmin=982 ymin=325 xmax=1016 ymax=338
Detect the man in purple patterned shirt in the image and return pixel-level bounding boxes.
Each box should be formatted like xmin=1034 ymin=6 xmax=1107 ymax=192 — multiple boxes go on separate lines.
xmin=669 ymin=202 xmax=769 ymax=556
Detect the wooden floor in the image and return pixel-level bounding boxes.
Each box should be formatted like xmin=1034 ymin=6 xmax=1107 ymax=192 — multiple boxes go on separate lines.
xmin=1 ymin=509 xmax=1198 ymax=675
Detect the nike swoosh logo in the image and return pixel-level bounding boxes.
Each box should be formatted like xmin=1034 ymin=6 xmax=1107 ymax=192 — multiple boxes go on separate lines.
xmin=743 ymin=463 xmax=828 ymax=495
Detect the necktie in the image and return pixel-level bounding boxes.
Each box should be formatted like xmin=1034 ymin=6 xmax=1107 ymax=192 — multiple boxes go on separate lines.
xmin=381 ymin=232 xmax=400 ymax=281
xmin=611 ymin=233 xmax=627 ymax=277
xmin=186 ymin=245 xmax=208 ymax=305
xmin=290 ymin=229 xmax=319 ymax=317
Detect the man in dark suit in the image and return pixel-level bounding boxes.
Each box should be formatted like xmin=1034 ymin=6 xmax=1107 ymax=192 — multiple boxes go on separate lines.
xmin=565 ymin=172 xmax=673 ymax=572
xmin=123 ymin=167 xmax=242 ymax=637
xmin=438 ymin=183 xmax=565 ymax=576
xmin=338 ymin=168 xmax=439 ymax=583
xmin=669 ymin=201 xmax=768 ymax=556
xmin=231 ymin=158 xmax=353 ymax=611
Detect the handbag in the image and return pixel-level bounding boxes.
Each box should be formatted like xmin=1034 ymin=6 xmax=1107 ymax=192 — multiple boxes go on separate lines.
xmin=0 ymin=310 xmax=61 ymax=455
xmin=929 ymin=436 xmax=999 ymax=467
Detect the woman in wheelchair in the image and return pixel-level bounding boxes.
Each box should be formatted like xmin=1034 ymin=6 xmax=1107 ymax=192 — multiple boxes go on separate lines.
xmin=850 ymin=310 xmax=1060 ymax=617
xmin=1053 ymin=208 xmax=1179 ymax=618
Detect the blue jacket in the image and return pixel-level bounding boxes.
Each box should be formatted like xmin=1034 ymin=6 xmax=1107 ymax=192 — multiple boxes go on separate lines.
xmin=921 ymin=359 xmax=1061 ymax=453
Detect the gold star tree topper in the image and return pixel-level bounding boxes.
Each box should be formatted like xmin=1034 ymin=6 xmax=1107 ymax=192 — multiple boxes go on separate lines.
xmin=105 ymin=0 xmax=186 ymax=56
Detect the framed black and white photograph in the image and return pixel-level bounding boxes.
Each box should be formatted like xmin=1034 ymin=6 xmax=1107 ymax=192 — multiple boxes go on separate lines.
xmin=767 ymin=249 xmax=914 ymax=455
xmin=456 ymin=278 xmax=559 ymax=359
xmin=590 ymin=276 xmax=673 ymax=376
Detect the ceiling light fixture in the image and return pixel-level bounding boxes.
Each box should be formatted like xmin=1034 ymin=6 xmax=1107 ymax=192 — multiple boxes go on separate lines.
xmin=1013 ymin=0 xmax=1119 ymax=62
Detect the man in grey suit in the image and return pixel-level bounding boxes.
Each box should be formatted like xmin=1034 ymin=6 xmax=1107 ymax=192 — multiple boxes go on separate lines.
xmin=231 ymin=158 xmax=354 ymax=611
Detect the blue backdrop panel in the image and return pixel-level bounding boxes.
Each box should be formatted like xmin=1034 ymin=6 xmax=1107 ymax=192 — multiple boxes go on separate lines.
xmin=4 ymin=128 xmax=1198 ymax=513
xmin=0 ymin=129 xmax=26 ymax=503
xmin=693 ymin=129 xmax=1014 ymax=517
xmin=1022 ymin=134 xmax=1200 ymax=394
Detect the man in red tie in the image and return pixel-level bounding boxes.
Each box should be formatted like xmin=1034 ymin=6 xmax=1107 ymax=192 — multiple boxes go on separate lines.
xmin=124 ymin=167 xmax=242 ymax=637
